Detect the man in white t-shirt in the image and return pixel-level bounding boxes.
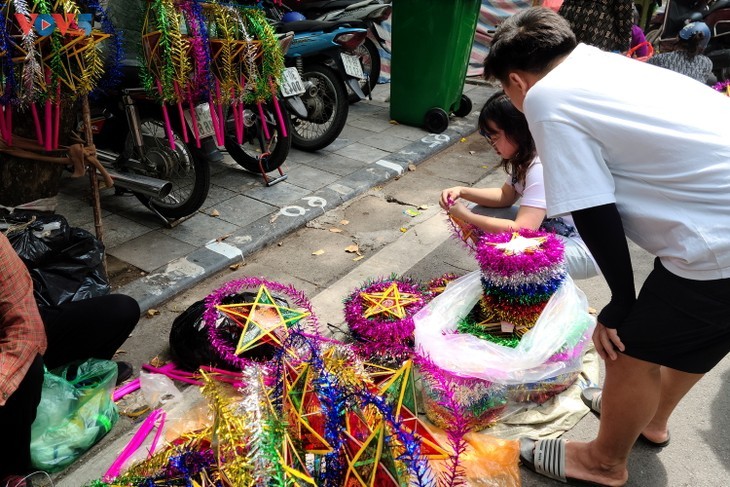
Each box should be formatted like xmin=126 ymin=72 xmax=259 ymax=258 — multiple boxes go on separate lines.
xmin=484 ymin=7 xmax=730 ymax=487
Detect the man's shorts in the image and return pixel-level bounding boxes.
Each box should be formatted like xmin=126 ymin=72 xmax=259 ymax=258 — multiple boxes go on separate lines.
xmin=618 ymin=258 xmax=730 ymax=374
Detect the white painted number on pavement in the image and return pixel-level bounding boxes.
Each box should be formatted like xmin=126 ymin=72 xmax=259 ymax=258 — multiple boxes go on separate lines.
xmin=421 ymin=133 xmax=450 ymax=148
xmin=279 ymin=196 xmax=328 ymax=217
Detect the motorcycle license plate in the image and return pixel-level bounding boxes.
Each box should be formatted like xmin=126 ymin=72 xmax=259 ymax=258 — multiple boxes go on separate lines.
xmin=341 ymin=53 xmax=365 ymax=79
xmin=279 ymin=67 xmax=306 ymax=97
xmin=184 ymin=103 xmax=216 ymax=140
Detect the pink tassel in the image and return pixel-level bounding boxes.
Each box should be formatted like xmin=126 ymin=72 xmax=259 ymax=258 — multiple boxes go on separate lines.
xmin=30 ymin=103 xmax=44 ymax=147
xmin=214 ymin=79 xmax=224 ymax=141
xmin=188 ymin=92 xmax=201 ymax=149
xmin=53 ymin=83 xmax=61 ymax=149
xmin=269 ymin=78 xmax=288 ymax=138
xmin=257 ymin=101 xmax=271 ymax=141
xmin=209 ymin=95 xmax=224 ymax=146
xmin=0 ymin=106 xmax=9 ymax=143
xmin=156 ymin=80 xmax=176 ymax=151
xmin=174 ymin=81 xmax=189 ymax=144
xmin=6 ymin=103 xmax=12 ymax=146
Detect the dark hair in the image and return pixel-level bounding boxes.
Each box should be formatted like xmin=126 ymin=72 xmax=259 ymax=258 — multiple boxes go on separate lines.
xmin=479 ymin=92 xmax=536 ymax=186
xmin=484 ymin=7 xmax=577 ymax=83
xmin=678 ymin=32 xmax=707 ymax=58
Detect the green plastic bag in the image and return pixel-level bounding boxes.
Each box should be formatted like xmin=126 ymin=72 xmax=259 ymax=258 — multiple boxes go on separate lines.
xmin=30 ymin=359 xmax=119 ymax=472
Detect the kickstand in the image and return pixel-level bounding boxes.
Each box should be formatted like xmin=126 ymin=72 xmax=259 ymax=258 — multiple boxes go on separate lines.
xmin=148 ymin=204 xmax=196 ymax=228
xmin=258 ymin=151 xmax=288 ymax=187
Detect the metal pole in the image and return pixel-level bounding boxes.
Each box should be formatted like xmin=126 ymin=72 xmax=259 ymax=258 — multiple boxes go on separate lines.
xmin=81 ymin=95 xmax=107 ymax=271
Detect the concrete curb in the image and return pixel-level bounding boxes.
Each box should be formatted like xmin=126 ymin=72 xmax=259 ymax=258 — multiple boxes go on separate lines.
xmin=119 ymin=117 xmax=479 ymax=312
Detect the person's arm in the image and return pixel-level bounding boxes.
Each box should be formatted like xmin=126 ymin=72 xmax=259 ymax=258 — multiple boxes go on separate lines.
xmin=449 ymin=202 xmax=545 ymax=233
xmin=0 ymin=234 xmax=47 ymax=406
xmin=440 ymin=182 xmax=517 ymax=210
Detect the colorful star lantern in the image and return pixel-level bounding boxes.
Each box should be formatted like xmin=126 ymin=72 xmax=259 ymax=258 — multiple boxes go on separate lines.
xmin=344 ymin=277 xmax=427 ymax=364
xmin=1 ymin=0 xmax=119 ymax=148
xmin=361 ymin=282 xmax=420 ymax=319
xmin=215 ymin=284 xmax=310 ymax=356
xmin=203 ymin=277 xmax=320 ymax=370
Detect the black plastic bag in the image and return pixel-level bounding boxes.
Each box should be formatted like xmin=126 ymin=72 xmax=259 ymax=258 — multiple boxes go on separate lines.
xmin=2 ymin=213 xmax=110 ymax=309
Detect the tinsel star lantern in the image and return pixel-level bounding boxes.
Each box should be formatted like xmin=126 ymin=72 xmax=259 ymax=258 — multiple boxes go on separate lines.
xmin=203 ymin=277 xmax=320 ymax=370
xmin=343 ymin=277 xmax=426 ymax=363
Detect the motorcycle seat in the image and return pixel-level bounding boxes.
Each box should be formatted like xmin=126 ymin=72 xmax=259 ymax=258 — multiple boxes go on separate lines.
xmin=709 ymin=0 xmax=730 ymax=15
xmin=280 ymin=19 xmax=363 ymax=33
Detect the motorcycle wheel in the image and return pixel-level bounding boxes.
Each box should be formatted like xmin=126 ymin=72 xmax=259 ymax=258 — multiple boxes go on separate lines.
xmin=125 ymin=118 xmax=210 ymax=220
xmin=348 ymin=38 xmax=381 ymax=104
xmin=224 ymin=99 xmax=292 ymax=174
xmin=290 ymin=64 xmax=349 ymax=152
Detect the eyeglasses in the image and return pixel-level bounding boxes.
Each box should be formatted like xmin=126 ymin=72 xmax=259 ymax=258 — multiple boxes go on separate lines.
xmin=479 ymin=127 xmax=500 ymax=143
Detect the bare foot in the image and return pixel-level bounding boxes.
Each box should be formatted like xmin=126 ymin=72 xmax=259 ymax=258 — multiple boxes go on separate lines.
xmin=564 ymin=441 xmax=629 ymax=487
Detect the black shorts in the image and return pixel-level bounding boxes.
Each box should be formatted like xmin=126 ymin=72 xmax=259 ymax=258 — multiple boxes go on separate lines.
xmin=618 ymin=258 xmax=730 ymax=374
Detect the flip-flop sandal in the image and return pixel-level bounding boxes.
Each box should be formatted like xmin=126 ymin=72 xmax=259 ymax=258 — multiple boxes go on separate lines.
xmin=519 ymin=437 xmax=613 ymax=486
xmin=579 ymin=388 xmax=670 ymax=448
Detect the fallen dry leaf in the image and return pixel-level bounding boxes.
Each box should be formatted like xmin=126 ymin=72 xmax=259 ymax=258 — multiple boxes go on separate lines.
xmin=312 ymin=249 xmax=325 ymax=256
xmin=418 ymin=204 xmax=429 ymax=210
xmin=210 ymin=209 xmax=220 ymax=217
xmin=229 ymin=263 xmax=242 ymax=271
xmin=216 ymin=233 xmax=232 ymax=243
xmin=460 ymin=137 xmax=467 ymax=143
xmin=277 ymin=242 xmax=283 ymax=247
xmin=146 ymin=309 xmax=160 ymax=318
xmin=389 ymin=120 xmax=399 ymax=125
xmin=469 ymin=150 xmax=476 ymax=155
xmin=269 ymin=213 xmax=279 ymax=223
xmin=400 ymin=227 xmax=408 ymax=233
xmin=481 ymin=165 xmax=490 ymax=169
xmin=340 ymin=219 xmax=350 ymax=225
xmin=329 ymin=228 xmax=343 ymax=233
xmin=149 ymin=356 xmax=165 ymax=368
xmin=353 ymin=255 xmax=365 ymax=262
xmin=407 ymin=164 xmax=417 ymax=172
xmin=344 ymin=243 xmax=361 ymax=255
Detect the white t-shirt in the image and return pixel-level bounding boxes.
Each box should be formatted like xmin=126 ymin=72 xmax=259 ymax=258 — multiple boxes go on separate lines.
xmin=525 ymin=44 xmax=730 ymax=280
xmin=509 ymin=157 xmax=576 ymax=229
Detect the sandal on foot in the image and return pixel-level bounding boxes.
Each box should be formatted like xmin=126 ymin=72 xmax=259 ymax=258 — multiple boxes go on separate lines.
xmin=580 ymin=387 xmax=603 ymax=416
xmin=519 ymin=437 xmax=612 ymax=486
xmin=580 ymin=388 xmax=670 ymax=448
xmin=638 ymin=432 xmax=671 ymax=448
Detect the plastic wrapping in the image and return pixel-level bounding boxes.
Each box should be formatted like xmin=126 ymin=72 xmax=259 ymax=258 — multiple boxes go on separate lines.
xmin=414 ymin=270 xmax=596 ymax=385
xmin=3 ymin=213 xmax=110 ymax=308
xmin=30 ymin=359 xmax=119 ymax=472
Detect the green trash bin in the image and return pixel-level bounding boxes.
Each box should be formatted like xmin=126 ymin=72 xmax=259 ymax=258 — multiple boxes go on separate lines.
xmin=390 ymin=0 xmax=482 ymax=133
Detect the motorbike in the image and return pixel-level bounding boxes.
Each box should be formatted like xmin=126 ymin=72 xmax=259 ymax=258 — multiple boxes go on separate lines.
xmin=282 ymin=0 xmax=392 ymax=101
xmin=647 ymin=0 xmax=730 ymax=79
xmin=264 ymin=1 xmax=369 ymax=151
xmin=86 ymin=61 xmax=214 ymax=223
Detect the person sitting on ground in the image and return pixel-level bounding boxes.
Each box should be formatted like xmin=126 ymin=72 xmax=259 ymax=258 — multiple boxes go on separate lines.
xmin=0 ymin=232 xmax=139 ymax=487
xmin=648 ymin=21 xmax=716 ymax=84
xmin=440 ymin=91 xmax=599 ymax=280
xmin=484 ymin=7 xmax=730 ymax=486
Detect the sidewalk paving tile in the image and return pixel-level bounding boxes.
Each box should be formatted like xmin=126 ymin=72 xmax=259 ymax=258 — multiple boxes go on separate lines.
xmin=243 ymin=180 xmax=313 ymax=206
xmin=210 ymin=194 xmax=278 ymax=226
xmin=334 ymin=142 xmax=390 ymax=163
xmin=360 ymin=132 xmax=412 ymax=152
xmin=159 ymin=212 xmax=241 ymax=247
xmin=78 ymin=213 xmax=153 ymax=249
xmin=108 ymin=231 xmax=196 ymax=272
xmin=282 ymin=164 xmax=341 ymax=191
xmin=301 ymin=152 xmax=370 ymax=176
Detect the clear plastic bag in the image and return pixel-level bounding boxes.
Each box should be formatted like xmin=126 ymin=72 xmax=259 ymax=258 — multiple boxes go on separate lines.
xmin=30 ymin=359 xmax=119 ymax=472
xmin=413 ymin=270 xmax=596 ymax=385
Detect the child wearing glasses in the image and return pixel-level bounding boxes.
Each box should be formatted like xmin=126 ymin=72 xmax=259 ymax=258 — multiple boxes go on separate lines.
xmin=440 ymin=91 xmax=598 ymax=279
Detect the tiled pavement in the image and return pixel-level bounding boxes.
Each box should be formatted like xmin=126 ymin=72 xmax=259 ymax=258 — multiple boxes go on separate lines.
xmin=58 ymin=81 xmax=497 ymax=312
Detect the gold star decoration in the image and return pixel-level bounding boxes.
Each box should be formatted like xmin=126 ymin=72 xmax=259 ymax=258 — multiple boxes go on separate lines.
xmin=215 ymin=284 xmax=310 ymax=356
xmin=449 ymin=214 xmax=479 ymax=246
xmin=360 ymin=283 xmax=420 ymax=320
xmin=488 ymin=232 xmax=546 ymax=256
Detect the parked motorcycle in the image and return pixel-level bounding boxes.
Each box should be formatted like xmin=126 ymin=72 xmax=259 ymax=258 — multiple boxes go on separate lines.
xmin=260 ymin=1 xmax=368 ymax=151
xmin=86 ymin=62 xmax=213 ymax=222
xmin=648 ymin=0 xmax=730 ymax=79
xmin=283 ymin=0 xmax=392 ymax=101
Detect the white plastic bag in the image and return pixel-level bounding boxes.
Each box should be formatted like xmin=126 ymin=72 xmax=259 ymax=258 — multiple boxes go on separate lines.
xmin=413 ymin=270 xmax=596 ymax=385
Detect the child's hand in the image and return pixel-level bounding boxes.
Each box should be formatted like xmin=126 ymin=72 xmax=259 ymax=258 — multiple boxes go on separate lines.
xmin=440 ymin=187 xmax=463 ymax=210
xmin=447 ymin=201 xmax=470 ymax=221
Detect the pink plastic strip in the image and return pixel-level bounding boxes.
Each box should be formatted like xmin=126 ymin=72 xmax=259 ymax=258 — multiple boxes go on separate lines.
xmin=188 ymin=94 xmax=201 ymax=149
xmin=103 ymin=409 xmax=165 ymax=481
xmin=269 ymin=78 xmax=288 ymax=138
xmin=156 ymin=80 xmax=176 ymax=151
xmin=257 ymin=102 xmax=271 ymax=141
xmin=113 ymin=378 xmax=141 ymax=402
xmin=174 ymin=82 xmax=189 ymax=144
xmin=30 ymin=104 xmax=44 ymax=146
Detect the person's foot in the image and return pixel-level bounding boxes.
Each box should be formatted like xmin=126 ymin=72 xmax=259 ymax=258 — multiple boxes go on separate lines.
xmin=115 ymin=361 xmax=134 ymax=385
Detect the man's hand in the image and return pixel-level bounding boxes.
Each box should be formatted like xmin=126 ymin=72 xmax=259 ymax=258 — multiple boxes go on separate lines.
xmin=593 ymin=322 xmax=625 ymax=361
xmin=440 ymin=186 xmax=463 ymax=210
